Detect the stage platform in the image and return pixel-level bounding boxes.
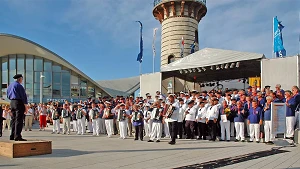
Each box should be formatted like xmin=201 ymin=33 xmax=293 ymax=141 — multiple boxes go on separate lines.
xmin=0 ymin=140 xmax=52 ymax=158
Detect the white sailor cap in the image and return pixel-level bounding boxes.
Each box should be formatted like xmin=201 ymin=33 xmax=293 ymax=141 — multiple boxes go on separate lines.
xmin=105 ymin=101 xmax=111 ymax=104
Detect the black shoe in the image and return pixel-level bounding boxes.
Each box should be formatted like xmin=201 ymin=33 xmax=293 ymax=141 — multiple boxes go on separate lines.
xmin=248 ymin=140 xmax=253 ymax=143
xmin=226 ymin=140 xmax=230 ymax=142
xmin=203 ymin=137 xmax=206 ymax=140
xmin=241 ymin=140 xmax=245 ymax=142
xmin=9 ymin=137 xmax=14 ymax=140
xmin=156 ymin=140 xmax=160 ymax=143
xmin=168 ymin=141 xmax=176 ymax=145
xmin=220 ymin=139 xmax=225 ymax=142
xmin=197 ymin=138 xmax=202 ymax=140
xmin=209 ymin=139 xmax=215 ymax=141
xmin=134 ymin=138 xmax=138 ymax=141
xmin=148 ymin=140 xmax=154 ymax=142
xmin=256 ymin=141 xmax=260 ymax=143
xmin=140 ymin=139 xmax=143 ymax=141
xmin=15 ymin=138 xmax=27 ymax=141
xmin=234 ymin=139 xmax=239 ymax=142
xmin=0 ymin=133 xmax=2 ymax=137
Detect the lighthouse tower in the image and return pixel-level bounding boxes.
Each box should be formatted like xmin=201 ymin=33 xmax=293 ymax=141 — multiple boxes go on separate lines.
xmin=153 ymin=0 xmax=207 ymax=67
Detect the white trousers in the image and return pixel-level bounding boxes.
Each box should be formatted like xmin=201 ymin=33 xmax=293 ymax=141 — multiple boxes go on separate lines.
xmin=230 ymin=122 xmax=235 ymax=136
xmin=144 ymin=120 xmax=152 ymax=137
xmin=99 ymin=118 xmax=106 ymax=134
xmin=150 ymin=122 xmax=162 ymax=141
xmin=53 ymin=119 xmax=60 ymax=133
xmin=235 ymin=122 xmax=245 ymax=141
xmin=119 ymin=120 xmax=128 ymax=139
xmin=73 ymin=120 xmax=78 ymax=132
xmin=92 ymin=119 xmax=100 ymax=135
xmin=264 ymin=121 xmax=275 ymax=142
xmin=249 ymin=123 xmax=260 ymax=141
xmin=88 ymin=121 xmax=93 ymax=132
xmin=63 ymin=118 xmax=71 ymax=134
xmin=286 ymin=116 xmax=295 ymax=138
xmin=77 ymin=117 xmax=86 ymax=134
xmin=164 ymin=119 xmax=170 ymax=137
xmin=105 ymin=119 xmax=114 ymax=137
xmin=220 ymin=121 xmax=231 ymax=141
xmin=24 ymin=115 xmax=33 ymax=130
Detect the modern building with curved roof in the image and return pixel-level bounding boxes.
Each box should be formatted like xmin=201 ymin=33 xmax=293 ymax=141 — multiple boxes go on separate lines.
xmin=0 ymin=33 xmax=110 ymax=103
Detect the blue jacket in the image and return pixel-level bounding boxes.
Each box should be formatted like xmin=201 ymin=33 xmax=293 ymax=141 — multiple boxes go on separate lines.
xmin=233 ymin=107 xmax=245 ymax=122
xmin=288 ymin=93 xmax=300 ymax=117
xmin=248 ymin=107 xmax=262 ymax=124
xmin=263 ymin=104 xmax=271 ymax=121
xmin=7 ymin=81 xmax=28 ymax=104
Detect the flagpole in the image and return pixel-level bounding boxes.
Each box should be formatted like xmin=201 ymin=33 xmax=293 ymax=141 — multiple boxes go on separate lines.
xmin=272 ymin=17 xmax=274 ymax=58
xmin=140 ymin=62 xmax=142 ymax=75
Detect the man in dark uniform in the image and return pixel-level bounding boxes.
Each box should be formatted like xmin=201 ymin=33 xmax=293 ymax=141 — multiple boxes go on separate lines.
xmin=7 ymin=74 xmax=28 ymax=141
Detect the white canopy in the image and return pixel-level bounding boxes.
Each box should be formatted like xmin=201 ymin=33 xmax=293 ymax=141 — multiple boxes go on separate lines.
xmin=161 ymin=48 xmax=265 ymax=72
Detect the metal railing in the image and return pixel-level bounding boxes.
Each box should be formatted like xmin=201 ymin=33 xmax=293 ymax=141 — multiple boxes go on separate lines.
xmin=153 ymin=0 xmax=206 ymax=7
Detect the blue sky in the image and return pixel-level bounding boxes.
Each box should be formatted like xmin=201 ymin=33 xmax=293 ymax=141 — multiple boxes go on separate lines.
xmin=0 ymin=0 xmax=299 ymax=81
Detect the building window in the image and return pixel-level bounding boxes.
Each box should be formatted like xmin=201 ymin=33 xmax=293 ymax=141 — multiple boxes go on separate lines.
xmin=88 ymin=86 xmax=95 ymax=98
xmin=17 ymin=54 xmax=25 ymax=72
xmin=53 ymin=72 xmax=61 ymax=97
xmin=44 ymin=60 xmax=52 ymax=72
xmin=71 ymin=74 xmax=79 ymax=97
xmin=168 ymin=55 xmax=175 ymax=64
xmin=52 ymin=64 xmax=61 ymax=72
xmin=26 ymin=55 xmax=34 ymax=71
xmin=43 ymin=71 xmax=52 ymax=97
xmin=61 ymin=72 xmax=70 ymax=97
xmin=80 ymin=79 xmax=87 ymax=97
xmin=34 ymin=58 xmax=43 ymax=71
xmin=1 ymin=56 xmax=8 ymax=99
xmin=195 ymin=30 xmax=199 ymax=44
xmin=9 ymin=55 xmax=16 ymax=84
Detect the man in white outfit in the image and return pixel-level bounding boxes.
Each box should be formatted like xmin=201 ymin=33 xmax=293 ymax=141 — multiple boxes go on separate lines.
xmin=143 ymin=103 xmax=152 ymax=137
xmin=104 ymin=101 xmax=114 ymax=138
xmin=61 ymin=104 xmax=71 ymax=135
xmin=76 ymin=104 xmax=86 ymax=135
xmin=148 ymin=102 xmax=163 ymax=142
xmin=116 ymin=103 xmax=129 ymax=139
xmin=89 ymin=102 xmax=100 ymax=136
xmin=51 ymin=104 xmax=60 ymax=134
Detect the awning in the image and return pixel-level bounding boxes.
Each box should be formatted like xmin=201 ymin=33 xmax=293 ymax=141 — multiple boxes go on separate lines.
xmin=161 ymin=48 xmax=265 ymax=82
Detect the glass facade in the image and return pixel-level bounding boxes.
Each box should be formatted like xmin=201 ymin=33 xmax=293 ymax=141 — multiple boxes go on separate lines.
xmin=0 ymin=54 xmax=98 ymax=103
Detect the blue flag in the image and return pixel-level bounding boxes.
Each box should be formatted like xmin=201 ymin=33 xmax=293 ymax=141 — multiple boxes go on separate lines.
xmin=273 ymin=16 xmax=286 ymax=57
xmin=136 ymin=21 xmax=143 ymax=63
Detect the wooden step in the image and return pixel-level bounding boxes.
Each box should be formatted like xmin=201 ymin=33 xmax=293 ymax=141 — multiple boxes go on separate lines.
xmin=0 ymin=140 xmax=52 ymax=158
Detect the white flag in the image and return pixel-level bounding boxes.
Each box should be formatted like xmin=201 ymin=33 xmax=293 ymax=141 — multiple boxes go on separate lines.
xmin=152 ymin=28 xmax=158 ymax=58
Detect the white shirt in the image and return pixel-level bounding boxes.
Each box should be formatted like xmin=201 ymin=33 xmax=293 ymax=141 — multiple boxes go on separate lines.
xmin=3 ymin=110 xmax=11 ymax=120
xmin=168 ymin=101 xmax=180 ymax=122
xmin=26 ymin=108 xmax=33 ymax=116
xmin=185 ymin=106 xmax=197 ymax=121
xmin=178 ymin=103 xmax=187 ymax=122
xmin=206 ymin=105 xmax=219 ymax=120
xmin=196 ymin=106 xmax=207 ymax=123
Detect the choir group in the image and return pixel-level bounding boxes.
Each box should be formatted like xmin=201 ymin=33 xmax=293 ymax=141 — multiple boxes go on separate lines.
xmin=2 ymin=84 xmax=300 ymax=145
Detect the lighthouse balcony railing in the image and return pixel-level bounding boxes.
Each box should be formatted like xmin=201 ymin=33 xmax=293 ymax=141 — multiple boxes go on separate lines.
xmin=153 ymin=0 xmax=206 ymax=7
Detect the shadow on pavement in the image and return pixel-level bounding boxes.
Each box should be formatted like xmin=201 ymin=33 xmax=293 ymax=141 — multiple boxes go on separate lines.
xmin=174 ymin=148 xmax=289 ymax=169
xmin=33 ymin=145 xmax=245 ymax=158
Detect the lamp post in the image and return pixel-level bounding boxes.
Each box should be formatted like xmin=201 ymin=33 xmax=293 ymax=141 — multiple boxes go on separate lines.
xmin=40 ymin=72 xmax=45 ymax=103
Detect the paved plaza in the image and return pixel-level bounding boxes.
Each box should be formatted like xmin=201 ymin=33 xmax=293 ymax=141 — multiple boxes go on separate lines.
xmin=1 ymin=125 xmax=300 ymax=169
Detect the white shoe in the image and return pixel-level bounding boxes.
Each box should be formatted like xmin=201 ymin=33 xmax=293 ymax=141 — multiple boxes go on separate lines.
xmin=39 ymin=129 xmax=41 ymax=131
